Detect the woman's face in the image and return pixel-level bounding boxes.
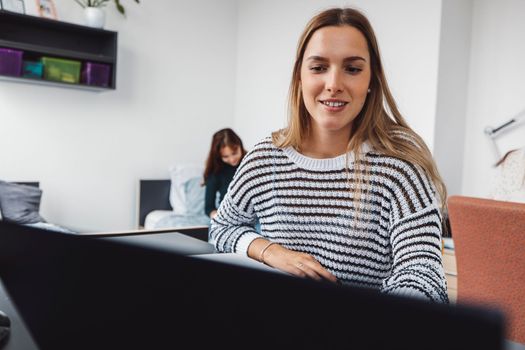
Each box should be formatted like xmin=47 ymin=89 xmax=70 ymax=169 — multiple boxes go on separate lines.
xmin=300 ymin=25 xmax=371 ymax=137
xmin=220 ymin=146 xmax=242 ymax=167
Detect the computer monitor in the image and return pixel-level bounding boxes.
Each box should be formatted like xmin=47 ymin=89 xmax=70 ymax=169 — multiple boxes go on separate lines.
xmin=0 ymin=221 xmax=505 ymax=350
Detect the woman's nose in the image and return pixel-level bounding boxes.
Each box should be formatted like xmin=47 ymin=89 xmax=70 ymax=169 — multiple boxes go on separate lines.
xmin=325 ymin=69 xmax=343 ymax=94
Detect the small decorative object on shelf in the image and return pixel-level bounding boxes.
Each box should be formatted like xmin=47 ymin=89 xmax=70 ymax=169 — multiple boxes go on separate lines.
xmin=22 ymin=61 xmax=43 ymax=79
xmin=35 ymin=0 xmax=56 ymax=19
xmin=41 ymin=57 xmax=81 ymax=84
xmin=0 ymin=48 xmax=23 ymax=77
xmin=74 ymin=0 xmax=140 ymax=28
xmin=82 ymin=62 xmax=110 ymax=87
xmin=0 ymin=0 xmax=25 ymax=14
xmin=84 ymin=6 xmax=104 ymax=28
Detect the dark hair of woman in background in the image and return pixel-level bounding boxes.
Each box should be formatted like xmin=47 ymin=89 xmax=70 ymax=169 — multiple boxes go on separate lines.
xmin=203 ymin=128 xmax=247 ymax=219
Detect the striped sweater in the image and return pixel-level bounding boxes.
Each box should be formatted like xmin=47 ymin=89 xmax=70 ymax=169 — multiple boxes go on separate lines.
xmin=210 ymin=138 xmax=448 ymax=303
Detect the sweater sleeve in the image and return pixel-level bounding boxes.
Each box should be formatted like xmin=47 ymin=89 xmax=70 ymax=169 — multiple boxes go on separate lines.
xmin=204 ymin=174 xmax=219 ymax=216
xmin=380 ymin=161 xmax=449 ymax=303
xmin=209 ymin=148 xmax=263 ymax=255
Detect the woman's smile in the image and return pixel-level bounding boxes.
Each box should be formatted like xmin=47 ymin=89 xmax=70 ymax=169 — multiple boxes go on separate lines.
xmin=319 ymin=98 xmax=349 ymax=113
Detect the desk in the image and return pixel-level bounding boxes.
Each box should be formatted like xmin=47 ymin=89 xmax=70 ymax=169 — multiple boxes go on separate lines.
xmin=195 ymin=253 xmax=285 ymax=275
xmin=201 ymin=250 xmax=461 ymax=302
xmin=199 ymin=251 xmax=462 ymax=304
xmin=104 ymin=231 xmax=216 ymax=255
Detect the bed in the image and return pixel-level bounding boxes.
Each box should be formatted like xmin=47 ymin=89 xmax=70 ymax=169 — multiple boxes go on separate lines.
xmin=138 ymin=179 xmax=210 ymax=242
xmin=0 ymin=181 xmax=75 ymax=234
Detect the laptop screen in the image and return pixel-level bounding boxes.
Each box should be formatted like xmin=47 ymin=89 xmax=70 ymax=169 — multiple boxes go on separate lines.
xmin=0 ymin=221 xmax=505 ymax=350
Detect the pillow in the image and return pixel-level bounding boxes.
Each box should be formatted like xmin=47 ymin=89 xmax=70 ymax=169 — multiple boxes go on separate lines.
xmin=0 ymin=180 xmax=45 ymax=224
xmin=184 ymin=176 xmax=206 ymax=216
xmin=169 ymin=164 xmax=204 ymax=215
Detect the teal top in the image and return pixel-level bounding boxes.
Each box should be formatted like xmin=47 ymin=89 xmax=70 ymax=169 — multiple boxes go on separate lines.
xmin=204 ymin=164 xmax=238 ymax=216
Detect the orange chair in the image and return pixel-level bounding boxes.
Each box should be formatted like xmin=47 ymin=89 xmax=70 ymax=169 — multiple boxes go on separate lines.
xmin=447 ymin=195 xmax=525 ymax=344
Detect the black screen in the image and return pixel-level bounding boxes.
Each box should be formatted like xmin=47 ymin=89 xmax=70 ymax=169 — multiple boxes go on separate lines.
xmin=0 ymin=221 xmax=504 ymax=350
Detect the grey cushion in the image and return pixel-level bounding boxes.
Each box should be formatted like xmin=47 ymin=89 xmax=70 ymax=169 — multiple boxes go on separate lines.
xmin=0 ymin=181 xmax=45 ymax=224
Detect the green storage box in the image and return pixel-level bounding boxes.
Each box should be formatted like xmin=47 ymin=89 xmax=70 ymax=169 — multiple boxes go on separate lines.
xmin=41 ymin=57 xmax=81 ymax=83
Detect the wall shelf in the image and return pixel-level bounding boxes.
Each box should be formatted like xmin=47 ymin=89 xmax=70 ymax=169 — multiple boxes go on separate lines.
xmin=0 ymin=10 xmax=118 ymax=91
xmin=0 ymin=74 xmax=112 ymax=92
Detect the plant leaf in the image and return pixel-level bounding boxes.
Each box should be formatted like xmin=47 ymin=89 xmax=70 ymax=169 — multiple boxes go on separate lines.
xmin=74 ymin=0 xmax=86 ymax=8
xmin=114 ymin=0 xmax=125 ymax=16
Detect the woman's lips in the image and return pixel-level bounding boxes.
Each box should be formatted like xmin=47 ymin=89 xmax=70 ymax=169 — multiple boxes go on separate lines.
xmin=320 ymin=99 xmax=348 ymax=112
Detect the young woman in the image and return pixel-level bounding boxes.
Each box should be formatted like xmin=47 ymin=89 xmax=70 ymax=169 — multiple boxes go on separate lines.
xmin=203 ymin=128 xmax=247 ymax=219
xmin=210 ymin=8 xmax=448 ymax=303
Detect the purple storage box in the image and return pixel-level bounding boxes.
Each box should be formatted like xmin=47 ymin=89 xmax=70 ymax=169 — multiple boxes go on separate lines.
xmin=0 ymin=48 xmax=23 ymax=77
xmin=82 ymin=62 xmax=111 ymax=87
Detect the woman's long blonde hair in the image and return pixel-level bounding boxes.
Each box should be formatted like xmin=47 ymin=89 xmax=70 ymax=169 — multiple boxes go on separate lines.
xmin=272 ymin=7 xmax=447 ymax=216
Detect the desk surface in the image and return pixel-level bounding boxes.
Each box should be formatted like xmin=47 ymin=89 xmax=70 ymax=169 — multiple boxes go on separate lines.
xmin=194 ymin=253 xmax=286 ymax=275
xmin=104 ymin=231 xmax=216 ymax=255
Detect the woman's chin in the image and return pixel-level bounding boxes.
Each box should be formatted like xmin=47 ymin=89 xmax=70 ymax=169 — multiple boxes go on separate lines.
xmin=316 ymin=121 xmax=352 ymax=133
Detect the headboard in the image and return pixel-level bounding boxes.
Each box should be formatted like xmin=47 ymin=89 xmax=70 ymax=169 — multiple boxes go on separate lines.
xmin=16 ymin=182 xmax=39 ymax=188
xmin=137 ymin=179 xmax=171 ymax=228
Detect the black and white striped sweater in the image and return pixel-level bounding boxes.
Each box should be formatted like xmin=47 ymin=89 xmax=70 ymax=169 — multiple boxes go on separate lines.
xmin=210 ymin=138 xmax=448 ymax=303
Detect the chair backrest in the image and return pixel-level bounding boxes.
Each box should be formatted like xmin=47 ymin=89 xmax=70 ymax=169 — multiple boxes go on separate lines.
xmin=447 ymin=195 xmax=525 ymax=343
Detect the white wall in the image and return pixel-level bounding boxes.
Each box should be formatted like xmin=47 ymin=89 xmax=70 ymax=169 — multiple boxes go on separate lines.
xmin=433 ymin=0 xmax=472 ymax=195
xmin=461 ymin=0 xmax=525 ymax=197
xmin=233 ymin=0 xmax=443 ymax=149
xmin=7 ymin=1 xmax=519 ymax=230
xmin=0 ymin=0 xmax=238 ymax=231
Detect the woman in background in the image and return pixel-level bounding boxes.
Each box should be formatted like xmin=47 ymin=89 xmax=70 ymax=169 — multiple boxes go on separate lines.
xmin=211 ymin=8 xmax=449 ymax=303
xmin=203 ymin=128 xmax=247 ymax=219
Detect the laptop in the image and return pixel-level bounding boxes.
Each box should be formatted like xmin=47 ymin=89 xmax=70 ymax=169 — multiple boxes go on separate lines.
xmin=0 ymin=221 xmax=505 ymax=350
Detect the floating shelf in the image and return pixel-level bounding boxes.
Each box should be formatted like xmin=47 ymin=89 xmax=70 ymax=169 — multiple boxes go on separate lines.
xmin=0 ymin=10 xmax=118 ymax=91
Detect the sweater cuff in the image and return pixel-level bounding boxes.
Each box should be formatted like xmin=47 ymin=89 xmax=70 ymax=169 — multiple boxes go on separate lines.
xmin=235 ymin=231 xmax=263 ymax=257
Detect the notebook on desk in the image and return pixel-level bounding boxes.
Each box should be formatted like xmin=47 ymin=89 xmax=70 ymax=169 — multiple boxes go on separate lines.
xmin=0 ymin=221 xmax=506 ymax=350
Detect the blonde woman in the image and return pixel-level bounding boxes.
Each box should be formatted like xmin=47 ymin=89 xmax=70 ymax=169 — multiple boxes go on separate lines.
xmin=210 ymin=8 xmax=448 ymax=303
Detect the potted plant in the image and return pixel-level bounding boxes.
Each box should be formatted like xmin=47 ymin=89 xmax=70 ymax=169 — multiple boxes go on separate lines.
xmin=74 ymin=0 xmax=140 ymax=28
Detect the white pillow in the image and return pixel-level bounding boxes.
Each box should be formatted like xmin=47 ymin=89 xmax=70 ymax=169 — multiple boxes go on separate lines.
xmin=183 ymin=177 xmax=206 ymax=216
xmin=169 ymin=164 xmax=203 ymax=215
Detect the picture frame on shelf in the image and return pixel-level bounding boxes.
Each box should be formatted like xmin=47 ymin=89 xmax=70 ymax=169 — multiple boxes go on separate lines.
xmin=35 ymin=0 xmax=56 ymax=19
xmin=0 ymin=0 xmax=26 ymax=14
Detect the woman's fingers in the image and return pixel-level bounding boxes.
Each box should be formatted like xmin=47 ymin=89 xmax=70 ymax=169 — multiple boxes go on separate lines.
xmin=262 ymin=244 xmax=338 ymax=283
xmin=292 ymin=262 xmax=323 ymax=281
xmin=293 ymin=258 xmax=338 ymax=283
xmin=309 ymin=261 xmax=338 ymax=283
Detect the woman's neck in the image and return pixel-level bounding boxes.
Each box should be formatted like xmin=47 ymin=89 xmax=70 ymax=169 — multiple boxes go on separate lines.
xmin=300 ymin=126 xmax=351 ymax=159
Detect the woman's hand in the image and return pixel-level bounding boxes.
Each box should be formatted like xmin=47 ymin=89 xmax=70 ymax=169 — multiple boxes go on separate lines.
xmin=248 ymin=239 xmax=338 ymax=283
xmin=210 ymin=210 xmax=218 ymax=219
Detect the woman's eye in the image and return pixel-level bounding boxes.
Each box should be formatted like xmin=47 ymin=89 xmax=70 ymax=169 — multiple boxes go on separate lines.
xmin=309 ymin=65 xmax=327 ymax=73
xmin=345 ymin=66 xmax=362 ymax=74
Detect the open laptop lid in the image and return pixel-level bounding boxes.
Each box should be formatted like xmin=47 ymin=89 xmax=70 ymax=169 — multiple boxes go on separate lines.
xmin=0 ymin=221 xmax=505 ymax=350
